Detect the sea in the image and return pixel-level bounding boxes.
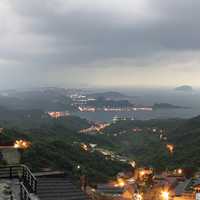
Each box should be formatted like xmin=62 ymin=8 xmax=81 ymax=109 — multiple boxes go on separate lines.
xmin=72 ymin=88 xmax=200 ymax=122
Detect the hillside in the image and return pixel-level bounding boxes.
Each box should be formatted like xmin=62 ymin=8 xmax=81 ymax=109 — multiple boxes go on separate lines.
xmin=167 ymin=115 xmax=200 ymax=169
xmin=87 ymin=91 xmax=131 ymax=100
xmin=168 ymin=115 xmax=200 ymax=142
xmin=87 ymin=97 xmax=133 ymax=108
xmin=1 ymin=111 xmax=200 ymax=179
xmin=0 ymin=106 xmax=48 ymax=121
xmin=0 ymin=117 xmax=129 ymax=182
xmin=153 ymin=103 xmax=189 ymax=109
xmin=0 ymin=88 xmax=75 ymax=111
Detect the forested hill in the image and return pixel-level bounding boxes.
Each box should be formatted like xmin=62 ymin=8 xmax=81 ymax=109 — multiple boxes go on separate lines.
xmin=0 ymin=124 xmax=130 ymax=183
xmin=1 ymin=111 xmax=200 ymax=181
xmin=167 ymin=115 xmax=200 ymax=169
xmin=168 ymin=115 xmax=200 ymax=142
xmin=0 ymin=88 xmax=74 ymax=111
xmin=0 ymin=106 xmax=47 ymax=121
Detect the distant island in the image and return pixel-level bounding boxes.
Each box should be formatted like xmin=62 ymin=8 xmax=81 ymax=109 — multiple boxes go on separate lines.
xmin=174 ymin=85 xmax=193 ymax=92
xmin=87 ymin=97 xmax=133 ymax=108
xmin=153 ymin=103 xmax=189 ymax=109
xmin=87 ymin=91 xmax=132 ymax=100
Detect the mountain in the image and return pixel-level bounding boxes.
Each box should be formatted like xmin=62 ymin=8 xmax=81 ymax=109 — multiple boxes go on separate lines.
xmin=174 ymin=85 xmax=193 ymax=92
xmin=87 ymin=91 xmax=131 ymax=100
xmin=167 ymin=115 xmax=200 ymax=170
xmin=0 ymin=88 xmax=75 ymax=111
xmin=153 ymin=103 xmax=189 ymax=109
xmin=168 ymin=115 xmax=200 ymax=142
xmin=87 ymin=97 xmax=133 ymax=108
xmin=0 ymin=117 xmax=129 ymax=182
xmin=0 ymin=106 xmax=48 ymax=121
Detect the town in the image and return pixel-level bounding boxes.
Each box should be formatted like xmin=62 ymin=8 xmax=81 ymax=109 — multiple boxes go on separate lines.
xmin=0 ymin=0 xmax=200 ymax=199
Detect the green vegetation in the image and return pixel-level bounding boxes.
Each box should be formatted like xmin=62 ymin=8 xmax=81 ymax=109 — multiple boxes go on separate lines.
xmin=0 ymin=91 xmax=75 ymax=111
xmin=103 ymin=119 xmax=185 ymax=134
xmin=101 ymin=118 xmax=199 ymax=172
xmin=0 ymin=110 xmax=200 ymax=181
xmin=0 ymin=115 xmax=130 ymax=183
xmin=22 ymin=140 xmax=130 ymax=182
xmin=167 ymin=115 xmax=200 ymax=171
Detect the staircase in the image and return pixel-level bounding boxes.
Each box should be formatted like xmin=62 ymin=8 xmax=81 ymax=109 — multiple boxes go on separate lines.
xmin=0 ymin=165 xmax=89 ymax=200
xmin=37 ymin=177 xmax=88 ymax=200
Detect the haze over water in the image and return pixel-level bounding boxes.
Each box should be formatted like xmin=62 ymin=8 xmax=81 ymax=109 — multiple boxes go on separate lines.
xmin=73 ymin=88 xmax=200 ymax=122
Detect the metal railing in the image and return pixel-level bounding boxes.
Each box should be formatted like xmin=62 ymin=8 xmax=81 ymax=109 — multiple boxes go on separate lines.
xmin=0 ymin=165 xmax=22 ymax=179
xmin=20 ymin=182 xmax=32 ymax=200
xmin=0 ymin=165 xmax=38 ymax=199
xmin=10 ymin=192 xmax=14 ymax=200
xmin=22 ymin=165 xmax=37 ymax=194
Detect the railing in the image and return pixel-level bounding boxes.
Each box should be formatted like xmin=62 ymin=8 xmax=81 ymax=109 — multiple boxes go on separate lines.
xmin=0 ymin=165 xmax=22 ymax=179
xmin=22 ymin=165 xmax=37 ymax=194
xmin=0 ymin=165 xmax=38 ymax=199
xmin=10 ymin=192 xmax=14 ymax=200
xmin=20 ymin=182 xmax=32 ymax=200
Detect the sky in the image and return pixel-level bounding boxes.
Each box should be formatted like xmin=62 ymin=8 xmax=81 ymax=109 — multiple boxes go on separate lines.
xmin=0 ymin=0 xmax=200 ymax=89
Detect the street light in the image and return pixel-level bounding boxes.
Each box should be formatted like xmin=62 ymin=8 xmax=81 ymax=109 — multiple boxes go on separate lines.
xmin=177 ymin=168 xmax=183 ymax=175
xmin=77 ymin=165 xmax=81 ymax=169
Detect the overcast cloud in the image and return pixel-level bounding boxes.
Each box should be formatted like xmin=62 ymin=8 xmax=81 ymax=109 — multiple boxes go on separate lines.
xmin=0 ymin=0 xmax=200 ymax=89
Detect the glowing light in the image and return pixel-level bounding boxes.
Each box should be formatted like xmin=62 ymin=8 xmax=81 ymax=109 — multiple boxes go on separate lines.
xmin=14 ymin=140 xmax=31 ymax=149
xmin=114 ymin=178 xmax=125 ymax=187
xmin=80 ymin=143 xmax=88 ymax=151
xmin=48 ymin=111 xmax=69 ymax=118
xmin=129 ymin=160 xmax=136 ymax=168
xmin=177 ymin=168 xmax=183 ymax=175
xmin=140 ymin=170 xmax=145 ymax=177
xmin=166 ymin=144 xmax=174 ymax=154
xmin=161 ymin=191 xmax=169 ymax=200
xmin=134 ymin=193 xmax=143 ymax=200
xmin=123 ymin=190 xmax=133 ymax=199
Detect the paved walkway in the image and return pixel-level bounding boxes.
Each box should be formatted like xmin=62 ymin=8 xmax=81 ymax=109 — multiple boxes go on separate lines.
xmin=0 ymin=179 xmax=20 ymax=200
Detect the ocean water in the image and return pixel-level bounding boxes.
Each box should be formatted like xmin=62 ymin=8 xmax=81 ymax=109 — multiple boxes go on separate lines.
xmin=73 ymin=88 xmax=200 ymax=122
xmin=73 ymin=108 xmax=200 ymax=122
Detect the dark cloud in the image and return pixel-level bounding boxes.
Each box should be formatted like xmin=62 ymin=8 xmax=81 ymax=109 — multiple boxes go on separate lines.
xmin=0 ymin=0 xmax=200 ymax=88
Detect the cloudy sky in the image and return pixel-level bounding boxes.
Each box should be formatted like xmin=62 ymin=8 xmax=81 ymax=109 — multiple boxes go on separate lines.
xmin=0 ymin=0 xmax=200 ymax=89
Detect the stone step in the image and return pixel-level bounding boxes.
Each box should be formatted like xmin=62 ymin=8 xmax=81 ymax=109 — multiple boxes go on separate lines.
xmin=38 ymin=192 xmax=86 ymax=198
xmin=38 ymin=182 xmax=77 ymax=188
xmin=38 ymin=190 xmax=85 ymax=195
xmin=38 ymin=188 xmax=83 ymax=194
xmin=37 ymin=177 xmax=87 ymax=200
xmin=38 ymin=178 xmax=73 ymax=183
xmin=39 ymin=196 xmax=87 ymax=200
xmin=38 ymin=185 xmax=77 ymax=190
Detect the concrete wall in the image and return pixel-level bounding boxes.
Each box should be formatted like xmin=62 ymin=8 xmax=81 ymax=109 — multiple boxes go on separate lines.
xmin=0 ymin=147 xmax=21 ymax=164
